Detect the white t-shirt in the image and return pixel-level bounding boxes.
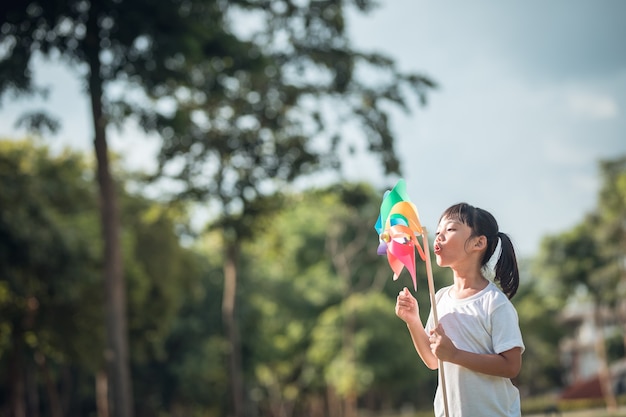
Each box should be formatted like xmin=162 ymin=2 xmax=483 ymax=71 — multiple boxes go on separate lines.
xmin=425 ymin=282 xmax=525 ymax=417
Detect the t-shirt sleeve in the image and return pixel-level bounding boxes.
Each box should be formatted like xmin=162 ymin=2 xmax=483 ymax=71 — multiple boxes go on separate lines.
xmin=491 ymin=301 xmax=525 ymax=355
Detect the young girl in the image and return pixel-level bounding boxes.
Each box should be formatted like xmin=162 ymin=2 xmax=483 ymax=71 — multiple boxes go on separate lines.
xmin=395 ymin=202 xmax=524 ymax=417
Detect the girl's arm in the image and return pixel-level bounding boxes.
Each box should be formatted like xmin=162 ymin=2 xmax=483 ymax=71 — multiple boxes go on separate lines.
xmin=430 ymin=325 xmax=522 ymax=378
xmin=395 ymin=288 xmax=439 ymax=370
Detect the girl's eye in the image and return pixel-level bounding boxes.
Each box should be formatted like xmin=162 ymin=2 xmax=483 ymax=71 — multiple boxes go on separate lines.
xmin=447 ymin=228 xmax=455 ymax=232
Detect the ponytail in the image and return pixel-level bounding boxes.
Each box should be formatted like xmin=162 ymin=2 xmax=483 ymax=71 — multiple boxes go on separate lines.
xmin=494 ymin=232 xmax=519 ymax=299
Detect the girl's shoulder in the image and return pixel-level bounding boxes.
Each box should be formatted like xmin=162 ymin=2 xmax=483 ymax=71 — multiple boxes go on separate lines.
xmin=434 ymin=285 xmax=453 ymax=301
xmin=435 ymin=285 xmax=453 ymax=295
xmin=482 ymin=282 xmax=518 ymax=313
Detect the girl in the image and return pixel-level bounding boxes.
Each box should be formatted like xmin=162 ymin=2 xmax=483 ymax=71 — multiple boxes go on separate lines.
xmin=395 ymin=203 xmax=524 ymax=417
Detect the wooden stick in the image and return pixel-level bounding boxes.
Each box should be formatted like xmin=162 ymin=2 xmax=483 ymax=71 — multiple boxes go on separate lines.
xmin=422 ymin=227 xmax=450 ymax=417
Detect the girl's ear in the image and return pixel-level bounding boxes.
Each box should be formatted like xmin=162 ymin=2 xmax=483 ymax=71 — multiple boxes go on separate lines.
xmin=474 ymin=235 xmax=487 ymax=250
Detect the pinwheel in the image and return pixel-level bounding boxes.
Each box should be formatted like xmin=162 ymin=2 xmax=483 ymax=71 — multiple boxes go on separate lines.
xmin=374 ymin=178 xmax=425 ymax=291
xmin=375 ymin=178 xmax=450 ymax=417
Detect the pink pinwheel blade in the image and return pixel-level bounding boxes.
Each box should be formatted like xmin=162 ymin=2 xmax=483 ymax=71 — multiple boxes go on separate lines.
xmin=388 ymin=238 xmax=417 ymax=290
xmin=387 ymin=254 xmax=405 ymax=281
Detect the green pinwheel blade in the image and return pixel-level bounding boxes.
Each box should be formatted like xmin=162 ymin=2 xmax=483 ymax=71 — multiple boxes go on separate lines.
xmin=379 ymin=179 xmax=411 ymax=226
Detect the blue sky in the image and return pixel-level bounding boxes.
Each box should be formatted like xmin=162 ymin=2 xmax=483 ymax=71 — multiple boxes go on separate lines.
xmin=344 ymin=0 xmax=626 ymax=257
xmin=1 ymin=0 xmax=625 ymax=258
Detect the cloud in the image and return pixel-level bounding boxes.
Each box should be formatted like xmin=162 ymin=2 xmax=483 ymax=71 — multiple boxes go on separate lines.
xmin=566 ymin=91 xmax=618 ymax=120
xmin=541 ymin=138 xmax=588 ymax=166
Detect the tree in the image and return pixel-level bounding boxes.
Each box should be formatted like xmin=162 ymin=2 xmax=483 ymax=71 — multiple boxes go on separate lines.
xmin=0 ymin=139 xmax=103 ymax=417
xmin=1 ymin=1 xmax=436 ymax=414
xmin=595 ymin=157 xmax=626 ymax=316
xmin=0 ymin=138 xmax=217 ymax=416
xmin=0 ymin=2 xmax=260 ymax=416
xmin=140 ymin=2 xmax=435 ymax=414
xmin=240 ymin=184 xmax=440 ymax=416
xmin=513 ymin=260 xmax=565 ymax=397
xmin=532 ymin=155 xmax=626 ymax=411
xmin=113 ymin=169 xmax=219 ymax=417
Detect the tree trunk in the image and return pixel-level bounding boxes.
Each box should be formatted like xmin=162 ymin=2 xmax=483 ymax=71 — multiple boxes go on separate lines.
xmin=9 ymin=330 xmax=25 ymax=417
xmin=222 ymin=239 xmax=244 ymax=417
xmin=86 ymin=9 xmax=133 ymax=417
xmin=619 ymin=299 xmax=626 ymax=375
xmin=25 ymin=358 xmax=40 ymax=417
xmin=326 ymin=386 xmax=342 ymax=417
xmin=96 ymin=370 xmax=110 ymax=417
xmin=342 ymin=309 xmax=358 ymax=417
xmin=34 ymin=353 xmax=61 ymax=417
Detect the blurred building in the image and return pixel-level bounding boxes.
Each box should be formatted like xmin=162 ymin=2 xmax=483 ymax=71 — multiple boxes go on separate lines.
xmin=558 ymin=300 xmax=626 ymax=399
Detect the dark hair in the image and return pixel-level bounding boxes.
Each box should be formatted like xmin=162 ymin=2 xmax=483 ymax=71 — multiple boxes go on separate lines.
xmin=440 ymin=203 xmax=519 ymax=299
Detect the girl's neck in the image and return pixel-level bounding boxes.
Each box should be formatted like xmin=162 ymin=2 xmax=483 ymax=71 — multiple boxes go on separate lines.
xmin=451 ymin=268 xmax=489 ymax=299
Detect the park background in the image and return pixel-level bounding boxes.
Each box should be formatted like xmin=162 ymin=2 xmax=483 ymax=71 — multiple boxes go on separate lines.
xmin=1 ymin=0 xmax=625 ymax=416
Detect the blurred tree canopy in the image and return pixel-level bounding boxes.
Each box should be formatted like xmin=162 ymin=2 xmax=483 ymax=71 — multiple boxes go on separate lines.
xmin=0 ymin=140 xmax=207 ymax=416
xmin=126 ymin=1 xmax=435 ymax=414
xmin=531 ymin=156 xmax=626 ymax=411
xmin=0 ymin=139 xmax=450 ymax=417
xmin=0 ymin=140 xmax=102 ymax=416
xmin=0 ymin=1 xmax=435 ymax=414
xmin=514 ymin=259 xmax=565 ymax=397
xmin=239 ymin=184 xmax=440 ymax=416
xmin=6 ymin=139 xmax=625 ymax=416
xmin=533 ymin=156 xmax=626 ymax=314
xmin=0 ymin=0 xmax=245 ymax=412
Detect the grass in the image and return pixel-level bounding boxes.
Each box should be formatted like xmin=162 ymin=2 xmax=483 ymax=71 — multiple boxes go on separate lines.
xmin=371 ymin=405 xmax=626 ymax=417
xmin=392 ymin=408 xmax=626 ymax=417
xmin=366 ymin=394 xmax=626 ymax=417
xmin=523 ymin=406 xmax=626 ymax=417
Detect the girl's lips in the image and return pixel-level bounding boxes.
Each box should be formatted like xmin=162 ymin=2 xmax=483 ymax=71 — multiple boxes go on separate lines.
xmin=434 ymin=243 xmax=442 ymax=254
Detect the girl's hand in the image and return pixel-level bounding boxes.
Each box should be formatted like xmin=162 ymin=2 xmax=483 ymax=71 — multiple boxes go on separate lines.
xmin=395 ymin=287 xmax=420 ymax=326
xmin=429 ymin=324 xmax=457 ymax=362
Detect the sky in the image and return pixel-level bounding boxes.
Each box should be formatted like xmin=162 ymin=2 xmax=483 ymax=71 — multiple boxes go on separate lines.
xmin=344 ymin=0 xmax=626 ymax=257
xmin=1 ymin=0 xmax=625 ymax=258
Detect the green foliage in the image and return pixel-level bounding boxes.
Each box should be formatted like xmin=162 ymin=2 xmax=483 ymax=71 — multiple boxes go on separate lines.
xmin=0 ymin=2 xmax=260 ymax=414
xmin=121 ymin=192 xmax=226 ymax=415
xmin=8 ymin=137 xmax=607 ymax=414
xmin=595 ymin=157 xmax=626 ymax=305
xmin=1 ymin=0 xmax=437 ymax=415
xmin=0 ymin=139 xmax=215 ymax=415
xmin=239 ymin=183 xmax=439 ymax=414
xmin=529 ymin=155 xmax=626 ymax=400
xmin=514 ymin=261 xmax=566 ymax=396
xmin=138 ymin=230 xmax=229 ymax=416
xmin=144 ymin=1 xmax=436 ymax=231
xmin=124 ymin=202 xmax=192 ymax=362
xmin=0 ymin=0 xmax=254 ymax=114
xmin=533 ymin=156 xmax=626 ymax=307
xmin=0 ymin=139 xmax=103 ymax=371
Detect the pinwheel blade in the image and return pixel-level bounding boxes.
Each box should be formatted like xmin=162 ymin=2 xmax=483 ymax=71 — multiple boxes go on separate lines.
xmin=374 ymin=179 xmax=424 ymax=291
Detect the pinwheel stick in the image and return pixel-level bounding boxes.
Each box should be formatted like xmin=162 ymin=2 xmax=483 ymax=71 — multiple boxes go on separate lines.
xmin=421 ymin=227 xmax=450 ymax=417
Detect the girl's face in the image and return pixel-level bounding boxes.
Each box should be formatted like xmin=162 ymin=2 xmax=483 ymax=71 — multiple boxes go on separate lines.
xmin=433 ymin=216 xmax=479 ymax=268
